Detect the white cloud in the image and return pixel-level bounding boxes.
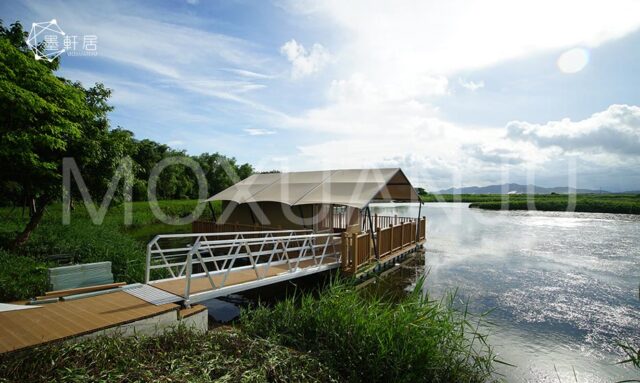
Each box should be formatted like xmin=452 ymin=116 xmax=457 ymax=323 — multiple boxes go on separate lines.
xmin=244 ymin=128 xmax=276 ymax=136
xmin=223 ymin=68 xmax=275 ymax=79
xmin=280 ymin=39 xmax=331 ymax=79
xmin=328 ymin=73 xmax=448 ymax=103
xmin=284 ymin=0 xmax=640 ymax=75
xmin=506 ymin=104 xmax=640 ymax=156
xmin=458 ymin=78 xmax=484 ymax=91
xmin=464 ymin=144 xmax=523 ymax=165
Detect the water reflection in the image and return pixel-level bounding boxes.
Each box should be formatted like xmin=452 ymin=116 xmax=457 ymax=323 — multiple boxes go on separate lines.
xmin=370 ymin=202 xmax=640 ymax=382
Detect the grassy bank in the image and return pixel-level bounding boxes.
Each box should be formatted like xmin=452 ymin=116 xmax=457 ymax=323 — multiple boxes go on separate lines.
xmin=0 ymin=327 xmax=339 ymax=382
xmin=421 ymin=193 xmax=640 ymax=214
xmin=0 ymin=200 xmax=218 ymax=302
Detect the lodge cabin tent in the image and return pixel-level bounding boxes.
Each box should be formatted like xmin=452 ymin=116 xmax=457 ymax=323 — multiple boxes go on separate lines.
xmin=205 ymin=168 xmax=421 ymax=232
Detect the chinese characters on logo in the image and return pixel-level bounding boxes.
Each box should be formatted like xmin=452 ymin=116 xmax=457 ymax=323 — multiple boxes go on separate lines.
xmin=64 ymin=34 xmax=98 ymax=56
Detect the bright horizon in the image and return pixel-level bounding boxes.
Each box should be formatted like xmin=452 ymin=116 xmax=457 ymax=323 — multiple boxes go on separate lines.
xmin=3 ymin=0 xmax=640 ymax=192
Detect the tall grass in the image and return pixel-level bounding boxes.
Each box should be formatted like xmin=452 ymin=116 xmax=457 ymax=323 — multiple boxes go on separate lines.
xmin=0 ymin=326 xmax=339 ymax=382
xmin=241 ymin=278 xmax=498 ymax=383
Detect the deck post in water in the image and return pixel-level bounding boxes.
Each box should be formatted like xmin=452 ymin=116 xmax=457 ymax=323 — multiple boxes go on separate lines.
xmin=415 ymin=201 xmax=422 ymax=248
xmin=366 ymin=206 xmax=379 ymax=260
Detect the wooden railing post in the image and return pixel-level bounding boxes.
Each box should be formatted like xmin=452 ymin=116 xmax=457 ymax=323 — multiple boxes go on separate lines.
xmin=375 ymin=227 xmax=381 ymax=258
xmin=352 ymin=232 xmax=359 ymax=272
xmin=412 ymin=221 xmax=417 ymax=244
xmin=340 ymin=232 xmax=349 ymax=272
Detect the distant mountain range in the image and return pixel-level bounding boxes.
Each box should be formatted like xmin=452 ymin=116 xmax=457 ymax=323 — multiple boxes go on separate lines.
xmin=433 ymin=183 xmax=609 ymax=194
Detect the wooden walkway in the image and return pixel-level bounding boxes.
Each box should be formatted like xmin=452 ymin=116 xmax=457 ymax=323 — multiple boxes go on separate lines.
xmin=0 ymin=292 xmax=178 ymax=354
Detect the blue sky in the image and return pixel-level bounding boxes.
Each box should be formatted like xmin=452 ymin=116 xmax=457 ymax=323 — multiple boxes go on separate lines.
xmin=3 ymin=0 xmax=640 ymax=191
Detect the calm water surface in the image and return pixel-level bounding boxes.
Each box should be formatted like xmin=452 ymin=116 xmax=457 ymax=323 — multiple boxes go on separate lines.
xmin=370 ymin=202 xmax=640 ymax=382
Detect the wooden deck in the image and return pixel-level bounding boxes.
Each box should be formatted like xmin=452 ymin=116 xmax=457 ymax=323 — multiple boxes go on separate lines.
xmin=0 ymin=291 xmax=178 ymax=354
xmin=152 ymin=257 xmax=338 ymax=297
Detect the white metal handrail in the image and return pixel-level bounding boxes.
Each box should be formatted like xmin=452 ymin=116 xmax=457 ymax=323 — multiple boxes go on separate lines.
xmin=145 ymin=229 xmax=312 ymax=282
xmin=146 ymin=230 xmax=341 ymax=304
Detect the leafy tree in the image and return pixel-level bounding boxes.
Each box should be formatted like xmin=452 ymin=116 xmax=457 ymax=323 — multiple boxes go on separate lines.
xmin=195 ymin=153 xmax=254 ymax=196
xmin=0 ymin=21 xmax=122 ymax=247
xmin=237 ymin=163 xmax=254 ymax=180
xmin=0 ymin=20 xmax=257 ymax=248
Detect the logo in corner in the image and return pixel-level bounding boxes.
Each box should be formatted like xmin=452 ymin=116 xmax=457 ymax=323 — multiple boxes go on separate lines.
xmin=26 ymin=19 xmax=66 ymax=62
xmin=26 ymin=19 xmax=98 ymax=62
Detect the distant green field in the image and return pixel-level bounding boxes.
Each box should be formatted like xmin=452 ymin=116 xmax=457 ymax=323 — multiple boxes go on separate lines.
xmin=421 ymin=193 xmax=640 ymax=214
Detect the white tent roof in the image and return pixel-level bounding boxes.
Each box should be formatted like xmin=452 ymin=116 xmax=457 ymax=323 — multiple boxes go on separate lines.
xmin=206 ymin=168 xmax=420 ymax=209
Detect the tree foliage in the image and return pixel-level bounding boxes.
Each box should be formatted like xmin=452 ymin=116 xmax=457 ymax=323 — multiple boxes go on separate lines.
xmin=0 ymin=21 xmax=254 ymax=247
xmin=0 ymin=21 xmax=122 ymax=246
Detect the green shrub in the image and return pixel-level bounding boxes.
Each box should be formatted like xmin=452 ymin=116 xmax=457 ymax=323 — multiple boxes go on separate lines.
xmin=0 ymin=250 xmax=48 ymax=302
xmin=241 ymin=279 xmax=497 ymax=383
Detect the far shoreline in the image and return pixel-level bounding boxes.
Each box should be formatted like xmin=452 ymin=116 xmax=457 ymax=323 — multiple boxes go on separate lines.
xmin=420 ymin=193 xmax=640 ymax=215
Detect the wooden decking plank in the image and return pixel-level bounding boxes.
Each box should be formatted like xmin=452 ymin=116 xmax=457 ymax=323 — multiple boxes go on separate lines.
xmin=178 ymin=304 xmax=207 ymax=319
xmin=42 ymin=282 xmax=126 ymax=299
xmin=0 ymin=291 xmax=179 ymax=354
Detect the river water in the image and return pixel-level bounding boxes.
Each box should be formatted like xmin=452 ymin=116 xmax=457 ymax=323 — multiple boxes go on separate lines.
xmin=369 ymin=202 xmax=640 ymax=382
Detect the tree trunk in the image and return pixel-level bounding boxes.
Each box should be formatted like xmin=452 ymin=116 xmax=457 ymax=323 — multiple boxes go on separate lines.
xmin=9 ymin=196 xmax=49 ymax=249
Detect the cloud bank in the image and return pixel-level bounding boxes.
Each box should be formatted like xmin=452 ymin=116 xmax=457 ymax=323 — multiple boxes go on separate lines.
xmin=507 ymin=105 xmax=640 ymax=156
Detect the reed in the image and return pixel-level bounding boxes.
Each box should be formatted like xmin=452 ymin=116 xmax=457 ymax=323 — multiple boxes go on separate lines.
xmin=240 ymin=277 xmax=499 ymax=383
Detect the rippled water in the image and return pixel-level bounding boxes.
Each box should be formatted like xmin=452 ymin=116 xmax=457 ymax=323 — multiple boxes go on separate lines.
xmin=370 ymin=202 xmax=640 ymax=382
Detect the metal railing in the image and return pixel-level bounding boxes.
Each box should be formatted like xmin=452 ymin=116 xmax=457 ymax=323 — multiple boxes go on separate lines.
xmin=146 ymin=229 xmax=341 ymax=303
